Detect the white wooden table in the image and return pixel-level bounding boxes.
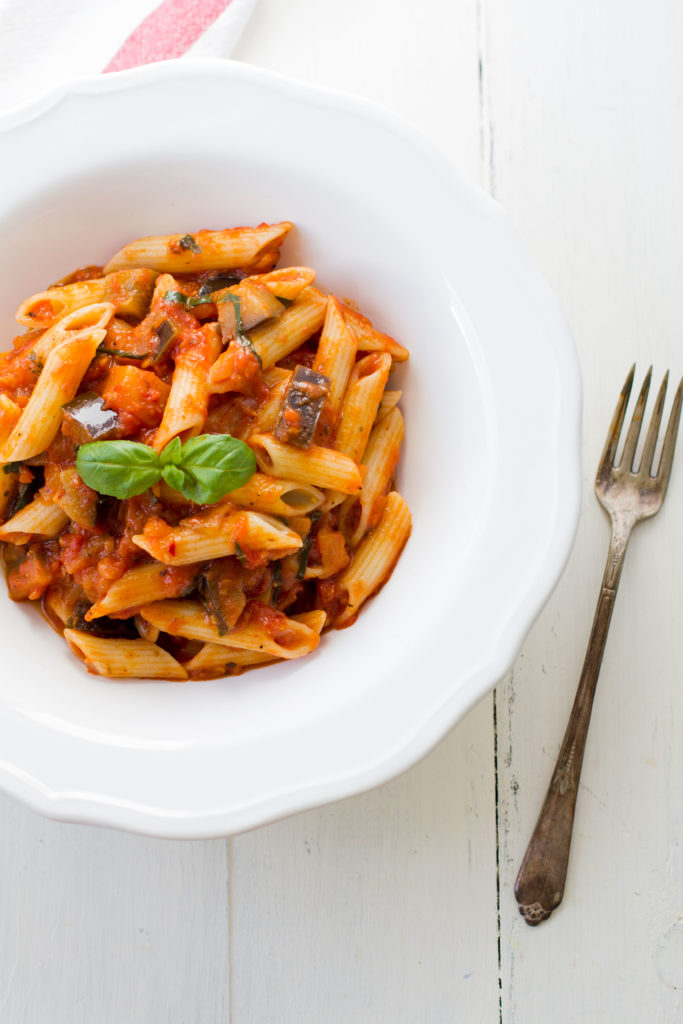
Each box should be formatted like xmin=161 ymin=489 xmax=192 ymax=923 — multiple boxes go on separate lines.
xmin=2 ymin=1 xmax=683 ymax=1020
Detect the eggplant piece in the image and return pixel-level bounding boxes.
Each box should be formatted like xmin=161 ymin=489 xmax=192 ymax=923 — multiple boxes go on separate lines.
xmin=199 ymin=559 xmax=246 ymax=635
xmin=217 ymin=284 xmax=285 ymax=342
xmin=69 ymin=601 xmax=138 ymax=639
xmin=274 ymin=366 xmax=330 ymax=448
xmin=1 ymin=542 xmax=27 ymax=575
xmin=296 ymin=510 xmax=322 ymax=580
xmin=198 ymin=274 xmax=243 ymax=296
xmin=6 ymin=467 xmax=42 ymax=519
xmin=103 ymin=268 xmax=158 ymax=318
xmin=62 ymin=391 xmax=120 ymax=444
xmin=151 ymin=319 xmax=177 ymax=364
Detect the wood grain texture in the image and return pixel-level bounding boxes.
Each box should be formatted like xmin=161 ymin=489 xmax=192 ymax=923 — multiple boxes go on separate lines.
xmin=4 ymin=0 xmax=683 ymax=1020
xmin=233 ymin=0 xmax=481 ymax=179
xmin=483 ymin=0 xmax=683 ymax=1018
xmin=0 ymin=796 xmax=230 ymax=1024
xmin=229 ymin=704 xmax=498 ymax=1023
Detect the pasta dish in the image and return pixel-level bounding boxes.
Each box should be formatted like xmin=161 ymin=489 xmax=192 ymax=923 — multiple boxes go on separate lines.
xmin=0 ymin=222 xmax=411 ymax=679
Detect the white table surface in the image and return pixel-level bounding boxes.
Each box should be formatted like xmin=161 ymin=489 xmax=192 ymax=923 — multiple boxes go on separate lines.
xmin=2 ymin=1 xmax=683 ymax=1020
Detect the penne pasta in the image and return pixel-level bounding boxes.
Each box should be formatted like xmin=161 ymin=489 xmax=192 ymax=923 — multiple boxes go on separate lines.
xmin=206 ymin=287 xmax=327 ymax=390
xmin=340 ymin=406 xmax=404 ymax=546
xmin=339 ymin=303 xmax=409 ymax=362
xmin=1 ymin=222 xmax=411 ymax=680
xmin=86 ymin=562 xmax=199 ymax=620
xmin=249 ymin=266 xmax=316 ymax=300
xmin=334 ymin=353 xmax=392 ymax=461
xmin=138 ymin=600 xmax=321 ymax=660
xmin=250 ymin=433 xmax=362 ymax=494
xmin=376 ymin=389 xmax=402 ymax=421
xmin=249 ymin=367 xmax=292 ymax=432
xmin=0 ymin=394 xmax=21 ymax=446
xmin=132 ymin=508 xmax=303 ymax=566
xmin=0 ymin=491 xmax=69 ymax=540
xmin=16 ymin=270 xmax=157 ymax=330
xmin=64 ymin=630 xmax=188 ymax=680
xmin=183 ymin=610 xmax=327 ymax=675
xmin=104 ymin=223 xmax=293 ymax=274
xmin=313 ymin=296 xmax=358 ymax=416
xmin=335 ymin=492 xmax=411 ymax=626
xmin=0 ymin=328 xmax=105 ymax=463
xmin=223 ymin=473 xmax=324 ymax=516
xmin=153 ymin=322 xmax=221 ymax=451
xmin=30 ymin=302 xmax=114 ymax=361
xmin=247 ymin=287 xmax=327 ymax=369
xmin=16 ymin=280 xmax=107 ymax=328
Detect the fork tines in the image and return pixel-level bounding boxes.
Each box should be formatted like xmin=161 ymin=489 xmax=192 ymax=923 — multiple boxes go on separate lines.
xmin=599 ymin=365 xmax=683 ymax=488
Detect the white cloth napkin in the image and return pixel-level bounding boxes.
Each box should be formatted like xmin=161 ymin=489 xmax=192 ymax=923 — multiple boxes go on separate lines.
xmin=0 ymin=0 xmax=258 ymax=110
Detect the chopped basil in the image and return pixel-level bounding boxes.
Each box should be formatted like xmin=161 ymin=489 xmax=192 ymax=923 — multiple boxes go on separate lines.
xmin=98 ymin=346 xmax=148 ymax=360
xmin=234 ymin=541 xmax=248 ymax=567
xmin=216 ymin=291 xmax=262 ymax=365
xmin=164 ymin=290 xmax=208 ymax=310
xmin=296 ymin=514 xmax=320 ymax=581
xmin=177 ymin=234 xmax=202 ymax=253
xmin=164 ymin=288 xmax=262 ymax=365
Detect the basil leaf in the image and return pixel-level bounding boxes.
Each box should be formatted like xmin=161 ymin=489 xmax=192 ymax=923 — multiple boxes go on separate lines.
xmin=160 ymin=463 xmax=186 ymax=492
xmin=173 ymin=434 xmax=257 ymax=505
xmin=76 ymin=440 xmax=161 ymax=499
xmin=164 ymin=290 xmax=208 ymax=310
xmin=159 ymin=436 xmax=182 ymax=467
xmin=234 ymin=541 xmax=248 ymax=567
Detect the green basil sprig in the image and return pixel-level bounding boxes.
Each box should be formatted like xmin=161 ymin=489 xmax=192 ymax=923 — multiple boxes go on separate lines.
xmin=76 ymin=434 xmax=256 ymax=504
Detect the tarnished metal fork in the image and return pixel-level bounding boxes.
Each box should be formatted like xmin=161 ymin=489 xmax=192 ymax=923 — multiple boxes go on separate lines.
xmin=514 ymin=366 xmax=683 ymax=925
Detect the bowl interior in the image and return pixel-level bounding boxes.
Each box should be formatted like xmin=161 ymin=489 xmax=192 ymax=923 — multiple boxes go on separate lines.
xmin=0 ymin=141 xmax=490 ymax=750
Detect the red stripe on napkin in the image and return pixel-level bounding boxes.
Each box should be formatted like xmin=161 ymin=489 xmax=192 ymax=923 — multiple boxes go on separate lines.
xmin=104 ymin=0 xmax=234 ymax=73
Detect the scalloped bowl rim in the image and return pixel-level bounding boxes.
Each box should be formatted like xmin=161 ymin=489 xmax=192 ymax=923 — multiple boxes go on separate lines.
xmin=0 ymin=59 xmax=581 ymax=837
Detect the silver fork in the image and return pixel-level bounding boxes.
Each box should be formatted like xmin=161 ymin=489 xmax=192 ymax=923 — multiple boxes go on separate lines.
xmin=514 ymin=365 xmax=683 ymax=926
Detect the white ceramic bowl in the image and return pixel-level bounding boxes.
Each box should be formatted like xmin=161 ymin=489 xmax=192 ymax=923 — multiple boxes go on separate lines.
xmin=0 ymin=59 xmax=581 ymax=837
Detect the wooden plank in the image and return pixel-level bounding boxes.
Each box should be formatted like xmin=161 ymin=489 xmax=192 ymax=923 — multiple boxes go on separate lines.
xmin=230 ymin=700 xmax=498 ymax=1023
xmin=483 ymin=0 xmax=683 ymax=1018
xmin=233 ymin=0 xmax=482 ymax=178
xmin=0 ymin=796 xmax=230 ymax=1024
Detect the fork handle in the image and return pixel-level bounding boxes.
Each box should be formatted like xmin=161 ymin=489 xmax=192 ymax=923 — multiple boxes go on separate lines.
xmin=513 ymin=521 xmax=632 ymax=925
